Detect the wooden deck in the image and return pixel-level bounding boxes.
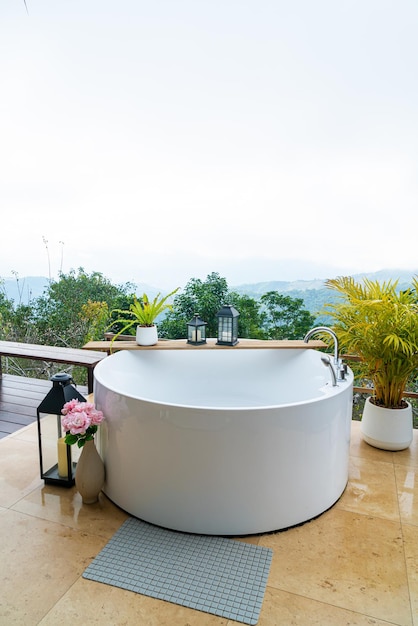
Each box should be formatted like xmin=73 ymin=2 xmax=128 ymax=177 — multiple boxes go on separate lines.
xmin=0 ymin=374 xmax=88 ymax=439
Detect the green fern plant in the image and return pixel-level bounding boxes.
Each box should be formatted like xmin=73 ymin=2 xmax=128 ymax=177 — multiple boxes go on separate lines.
xmin=109 ymin=288 xmax=179 ymax=340
xmin=322 ymin=276 xmax=418 ymax=409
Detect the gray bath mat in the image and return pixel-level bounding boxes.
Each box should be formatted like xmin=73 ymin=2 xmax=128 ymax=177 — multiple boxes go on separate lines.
xmin=83 ymin=517 xmax=272 ymax=625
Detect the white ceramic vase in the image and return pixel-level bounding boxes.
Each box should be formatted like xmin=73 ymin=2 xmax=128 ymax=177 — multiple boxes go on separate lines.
xmin=136 ymin=324 xmax=158 ymax=346
xmin=361 ymin=396 xmax=413 ymax=451
xmin=75 ymin=439 xmax=105 ymax=503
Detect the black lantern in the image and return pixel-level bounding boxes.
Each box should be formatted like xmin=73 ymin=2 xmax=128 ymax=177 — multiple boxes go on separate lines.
xmin=36 ymin=373 xmax=86 ymax=487
xmin=216 ymin=304 xmax=239 ymax=346
xmin=187 ymin=314 xmax=207 ymax=345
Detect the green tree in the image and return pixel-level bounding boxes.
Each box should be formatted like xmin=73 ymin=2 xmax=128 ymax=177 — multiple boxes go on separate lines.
xmin=5 ymin=303 xmax=38 ymax=343
xmin=159 ymin=273 xmax=264 ymax=340
xmin=227 ymin=292 xmax=264 ymax=338
xmin=33 ymin=268 xmax=133 ymax=347
xmin=0 ymin=270 xmax=133 ymax=383
xmin=260 ymin=291 xmax=315 ymax=339
xmin=159 ymin=272 xmax=229 ymax=339
xmin=0 ymin=287 xmax=15 ymax=340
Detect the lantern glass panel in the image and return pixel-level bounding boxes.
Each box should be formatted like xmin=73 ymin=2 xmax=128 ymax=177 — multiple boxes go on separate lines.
xmin=39 ymin=413 xmax=63 ymax=477
xmin=199 ymin=324 xmax=206 ymax=342
xmin=219 ymin=317 xmax=232 ymax=343
xmin=187 ymin=315 xmax=207 ymax=345
xmin=188 ymin=325 xmax=197 ymax=343
xmin=232 ymin=317 xmax=238 ymax=340
xmin=37 ymin=412 xmax=80 ymax=484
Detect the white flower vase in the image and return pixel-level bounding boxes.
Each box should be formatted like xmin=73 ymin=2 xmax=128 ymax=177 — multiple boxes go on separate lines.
xmin=75 ymin=439 xmax=105 ymax=504
xmin=136 ymin=324 xmax=158 ymax=346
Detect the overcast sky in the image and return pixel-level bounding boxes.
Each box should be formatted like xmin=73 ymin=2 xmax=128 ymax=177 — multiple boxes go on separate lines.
xmin=1 ymin=0 xmax=417 ymax=289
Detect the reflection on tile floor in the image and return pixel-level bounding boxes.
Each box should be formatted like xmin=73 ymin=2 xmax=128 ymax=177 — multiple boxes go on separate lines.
xmin=0 ymin=420 xmax=417 ymax=626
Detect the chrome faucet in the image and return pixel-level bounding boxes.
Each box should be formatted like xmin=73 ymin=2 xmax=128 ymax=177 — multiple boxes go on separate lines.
xmin=304 ymin=326 xmax=345 ymax=382
xmin=321 ymin=356 xmax=338 ymax=386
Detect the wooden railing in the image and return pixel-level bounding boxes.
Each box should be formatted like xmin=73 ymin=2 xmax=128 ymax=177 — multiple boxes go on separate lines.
xmin=0 ymin=340 xmax=106 ymax=393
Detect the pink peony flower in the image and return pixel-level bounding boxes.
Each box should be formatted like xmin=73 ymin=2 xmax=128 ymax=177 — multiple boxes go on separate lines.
xmin=61 ymin=399 xmax=105 ymax=447
xmin=61 ymin=398 xmax=80 ymax=415
xmin=89 ymin=408 xmax=104 ymax=426
xmin=63 ymin=410 xmax=91 ymax=435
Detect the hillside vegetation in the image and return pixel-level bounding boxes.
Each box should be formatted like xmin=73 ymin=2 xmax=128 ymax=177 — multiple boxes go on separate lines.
xmin=234 ymin=269 xmax=417 ymax=322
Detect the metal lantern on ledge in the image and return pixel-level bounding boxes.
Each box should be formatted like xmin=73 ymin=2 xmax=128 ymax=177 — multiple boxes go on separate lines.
xmin=216 ymin=304 xmax=239 ymax=346
xmin=187 ymin=314 xmax=207 ymax=345
xmin=36 ymin=372 xmax=86 ymax=487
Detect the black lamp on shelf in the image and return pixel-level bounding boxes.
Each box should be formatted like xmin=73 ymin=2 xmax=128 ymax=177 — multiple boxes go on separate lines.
xmin=216 ymin=304 xmax=239 ymax=346
xmin=187 ymin=314 xmax=207 ymax=345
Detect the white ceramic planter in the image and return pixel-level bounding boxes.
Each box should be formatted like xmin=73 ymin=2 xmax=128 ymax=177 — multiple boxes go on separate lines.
xmin=136 ymin=324 xmax=158 ymax=346
xmin=361 ymin=396 xmax=413 ymax=451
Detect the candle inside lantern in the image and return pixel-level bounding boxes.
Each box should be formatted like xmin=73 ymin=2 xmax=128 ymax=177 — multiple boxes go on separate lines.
xmin=57 ymin=437 xmax=69 ymax=478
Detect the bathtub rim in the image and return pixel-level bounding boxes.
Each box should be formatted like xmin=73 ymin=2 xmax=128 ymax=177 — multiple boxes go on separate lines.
xmin=93 ymin=347 xmax=353 ymax=412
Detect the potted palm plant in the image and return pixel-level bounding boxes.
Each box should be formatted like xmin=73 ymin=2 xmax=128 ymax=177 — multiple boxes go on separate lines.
xmin=109 ymin=288 xmax=179 ymax=346
xmin=322 ymin=275 xmax=418 ymax=450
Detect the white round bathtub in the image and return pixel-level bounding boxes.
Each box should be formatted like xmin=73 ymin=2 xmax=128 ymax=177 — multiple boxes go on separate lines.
xmin=94 ymin=346 xmax=353 ymax=535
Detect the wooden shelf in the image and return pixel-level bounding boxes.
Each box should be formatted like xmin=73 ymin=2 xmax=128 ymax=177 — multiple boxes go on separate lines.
xmin=83 ymin=338 xmax=326 ymax=353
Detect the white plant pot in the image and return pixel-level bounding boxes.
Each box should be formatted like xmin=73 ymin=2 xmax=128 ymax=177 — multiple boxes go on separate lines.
xmin=136 ymin=325 xmax=158 ymax=346
xmin=361 ymin=396 xmax=413 ymax=451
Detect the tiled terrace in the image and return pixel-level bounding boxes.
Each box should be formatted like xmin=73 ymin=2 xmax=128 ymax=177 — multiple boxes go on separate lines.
xmin=0 ymin=420 xmax=417 ymax=625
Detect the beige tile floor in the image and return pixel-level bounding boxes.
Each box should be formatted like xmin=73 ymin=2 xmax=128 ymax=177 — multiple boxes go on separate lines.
xmin=0 ymin=420 xmax=417 ymax=626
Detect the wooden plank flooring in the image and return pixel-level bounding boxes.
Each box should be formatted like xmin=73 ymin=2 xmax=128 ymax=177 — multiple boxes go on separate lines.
xmin=0 ymin=374 xmax=88 ymax=439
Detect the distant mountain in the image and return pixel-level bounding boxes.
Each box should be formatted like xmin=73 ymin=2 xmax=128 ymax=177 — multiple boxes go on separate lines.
xmin=233 ymin=278 xmax=326 ymax=295
xmin=233 ymin=269 xmax=417 ymax=296
xmin=0 ymin=276 xmax=49 ymax=304
xmin=233 ymin=269 xmax=418 ymax=322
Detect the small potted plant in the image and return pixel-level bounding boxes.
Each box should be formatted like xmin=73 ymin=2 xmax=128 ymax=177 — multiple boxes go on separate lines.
xmin=109 ymin=288 xmax=179 ymax=346
xmin=322 ymin=275 xmax=418 ymax=450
